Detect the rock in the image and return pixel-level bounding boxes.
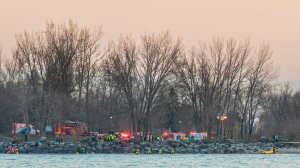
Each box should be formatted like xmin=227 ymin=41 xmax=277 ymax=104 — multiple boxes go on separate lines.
xmin=135 ymin=145 xmax=141 ymax=150
xmin=18 ymin=146 xmax=25 ymax=153
xmin=193 ymin=145 xmax=200 ymax=149
xmin=103 ymin=146 xmax=111 ymax=152
xmin=201 ymin=149 xmax=209 ymax=154
xmin=113 ymin=139 xmax=121 ymax=144
xmin=179 ymin=148 xmax=187 ymax=153
xmin=96 ymin=144 xmax=102 ymax=150
xmin=133 ymin=138 xmax=141 ymax=144
xmin=54 ymin=147 xmax=64 ymax=153
xmin=58 ymin=143 xmax=65 ymax=148
xmin=80 ymin=147 xmax=86 ymax=153
xmin=86 ymin=146 xmax=92 ymax=151
xmin=144 ymin=146 xmax=150 ymax=150
xmin=40 ymin=136 xmax=47 ymax=142
xmin=200 ymin=144 xmax=209 ymax=149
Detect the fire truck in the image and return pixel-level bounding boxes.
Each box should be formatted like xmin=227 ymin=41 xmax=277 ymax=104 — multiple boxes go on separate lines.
xmin=54 ymin=121 xmax=88 ymax=136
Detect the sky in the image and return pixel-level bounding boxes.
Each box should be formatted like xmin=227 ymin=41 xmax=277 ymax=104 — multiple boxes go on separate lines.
xmin=1 ymin=0 xmax=299 ymax=90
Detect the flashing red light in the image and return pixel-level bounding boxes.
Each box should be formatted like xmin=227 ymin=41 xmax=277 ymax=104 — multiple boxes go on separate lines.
xmin=163 ymin=132 xmax=168 ymax=135
xmin=121 ymin=133 xmax=129 ymax=137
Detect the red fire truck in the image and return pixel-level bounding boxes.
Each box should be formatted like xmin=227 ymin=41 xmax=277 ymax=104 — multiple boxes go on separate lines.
xmin=54 ymin=121 xmax=88 ymax=136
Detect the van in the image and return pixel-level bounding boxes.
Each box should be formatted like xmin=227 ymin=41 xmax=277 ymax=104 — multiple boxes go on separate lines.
xmin=46 ymin=125 xmax=53 ymax=134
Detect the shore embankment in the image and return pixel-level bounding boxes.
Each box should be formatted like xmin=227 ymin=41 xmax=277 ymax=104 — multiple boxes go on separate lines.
xmin=1 ymin=137 xmax=300 ymax=154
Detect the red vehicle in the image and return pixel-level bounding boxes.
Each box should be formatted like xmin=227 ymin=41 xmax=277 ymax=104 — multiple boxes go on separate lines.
xmin=120 ymin=132 xmax=133 ymax=141
xmin=54 ymin=121 xmax=88 ymax=136
xmin=162 ymin=129 xmax=171 ymax=140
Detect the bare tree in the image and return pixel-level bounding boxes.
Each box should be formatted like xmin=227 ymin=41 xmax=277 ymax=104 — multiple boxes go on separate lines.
xmin=175 ymin=37 xmax=251 ymax=139
xmin=10 ymin=19 xmax=105 ymax=135
xmin=74 ymin=26 xmax=106 ymax=132
xmin=240 ymin=42 xmax=279 ymax=139
xmin=104 ymin=35 xmax=138 ymax=132
xmin=105 ymin=32 xmax=183 ymax=133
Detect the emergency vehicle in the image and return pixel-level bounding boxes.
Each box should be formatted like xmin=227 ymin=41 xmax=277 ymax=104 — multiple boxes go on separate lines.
xmin=12 ymin=122 xmax=39 ymax=135
xmin=120 ymin=132 xmax=131 ymax=141
xmin=172 ymin=133 xmax=186 ymax=141
xmin=189 ymin=132 xmax=207 ymax=140
xmin=162 ymin=129 xmax=171 ymax=140
xmin=54 ymin=121 xmax=88 ymax=136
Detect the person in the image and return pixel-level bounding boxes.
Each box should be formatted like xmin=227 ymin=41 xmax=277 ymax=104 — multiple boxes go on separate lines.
xmin=191 ymin=135 xmax=194 ymax=141
xmin=12 ymin=146 xmax=15 ymax=154
xmin=59 ymin=134 xmax=63 ymax=142
xmin=56 ymin=134 xmax=60 ymax=142
xmin=7 ymin=146 xmax=12 ymax=154
xmin=25 ymin=131 xmax=28 ymax=142
xmin=273 ymin=146 xmax=276 ymax=154
xmin=93 ymin=134 xmax=98 ymax=142
xmin=12 ymin=136 xmax=17 ymax=144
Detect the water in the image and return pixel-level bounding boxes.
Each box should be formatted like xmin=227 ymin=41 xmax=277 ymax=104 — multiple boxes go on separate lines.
xmin=1 ymin=154 xmax=299 ymax=168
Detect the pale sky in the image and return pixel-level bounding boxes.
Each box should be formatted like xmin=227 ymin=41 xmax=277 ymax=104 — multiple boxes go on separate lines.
xmin=1 ymin=0 xmax=299 ymax=89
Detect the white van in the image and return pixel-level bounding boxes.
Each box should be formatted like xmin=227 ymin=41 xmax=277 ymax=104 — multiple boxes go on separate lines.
xmin=46 ymin=125 xmax=53 ymax=134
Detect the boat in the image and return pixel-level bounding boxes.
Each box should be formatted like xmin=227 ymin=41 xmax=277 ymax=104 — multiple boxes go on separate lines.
xmin=261 ymin=147 xmax=275 ymax=154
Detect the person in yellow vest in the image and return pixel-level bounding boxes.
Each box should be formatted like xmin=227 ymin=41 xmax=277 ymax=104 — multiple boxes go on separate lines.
xmin=110 ymin=134 xmax=114 ymax=141
xmin=106 ymin=135 xmax=110 ymax=142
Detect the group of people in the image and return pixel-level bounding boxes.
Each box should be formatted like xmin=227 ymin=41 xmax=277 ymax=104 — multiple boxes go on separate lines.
xmin=55 ymin=134 xmax=64 ymax=142
xmin=8 ymin=136 xmax=19 ymax=154
xmin=7 ymin=146 xmax=18 ymax=154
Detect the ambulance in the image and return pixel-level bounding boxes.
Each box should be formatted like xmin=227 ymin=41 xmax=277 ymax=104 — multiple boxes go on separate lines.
xmin=12 ymin=122 xmax=39 ymax=134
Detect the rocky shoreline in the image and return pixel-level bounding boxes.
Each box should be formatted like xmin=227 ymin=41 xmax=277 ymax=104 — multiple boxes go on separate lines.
xmin=1 ymin=137 xmax=299 ymax=154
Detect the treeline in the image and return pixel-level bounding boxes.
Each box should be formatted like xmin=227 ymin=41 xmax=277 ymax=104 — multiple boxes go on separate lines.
xmin=0 ymin=20 xmax=299 ymax=140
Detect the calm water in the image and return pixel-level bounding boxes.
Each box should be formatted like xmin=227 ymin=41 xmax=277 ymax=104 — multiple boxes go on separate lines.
xmin=1 ymin=154 xmax=299 ymax=168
